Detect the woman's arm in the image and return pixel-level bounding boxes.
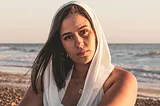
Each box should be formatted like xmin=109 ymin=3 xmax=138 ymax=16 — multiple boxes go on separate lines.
xmin=18 ymin=85 xmax=43 ymax=106
xmin=99 ymin=67 xmax=138 ymax=106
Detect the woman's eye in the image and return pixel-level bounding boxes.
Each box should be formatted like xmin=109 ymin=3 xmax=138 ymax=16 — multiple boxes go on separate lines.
xmin=79 ymin=29 xmax=89 ymax=36
xmin=63 ymin=35 xmax=73 ymax=40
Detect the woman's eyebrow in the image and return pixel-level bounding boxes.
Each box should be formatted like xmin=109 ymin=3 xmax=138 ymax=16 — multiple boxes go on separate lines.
xmin=78 ymin=25 xmax=88 ymax=30
xmin=61 ymin=32 xmax=72 ymax=37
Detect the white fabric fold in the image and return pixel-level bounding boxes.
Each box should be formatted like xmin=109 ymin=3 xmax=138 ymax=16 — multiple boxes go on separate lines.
xmin=43 ymin=1 xmax=115 ymax=106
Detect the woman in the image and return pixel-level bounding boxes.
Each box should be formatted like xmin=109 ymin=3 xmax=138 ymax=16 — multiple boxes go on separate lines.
xmin=19 ymin=1 xmax=137 ymax=106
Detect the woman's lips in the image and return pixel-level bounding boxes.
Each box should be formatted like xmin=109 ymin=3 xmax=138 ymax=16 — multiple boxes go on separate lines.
xmin=76 ymin=50 xmax=89 ymax=56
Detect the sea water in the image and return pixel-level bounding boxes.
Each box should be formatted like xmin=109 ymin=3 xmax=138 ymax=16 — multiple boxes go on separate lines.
xmin=0 ymin=43 xmax=160 ymax=93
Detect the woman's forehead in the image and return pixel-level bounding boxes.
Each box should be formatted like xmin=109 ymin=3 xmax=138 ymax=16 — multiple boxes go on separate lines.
xmin=61 ymin=13 xmax=91 ymax=32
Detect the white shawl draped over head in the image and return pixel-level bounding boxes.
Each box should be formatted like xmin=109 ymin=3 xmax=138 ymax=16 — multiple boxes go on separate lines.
xmin=43 ymin=1 xmax=114 ymax=106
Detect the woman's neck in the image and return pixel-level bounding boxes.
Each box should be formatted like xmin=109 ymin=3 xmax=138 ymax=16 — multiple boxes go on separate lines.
xmin=73 ymin=63 xmax=90 ymax=79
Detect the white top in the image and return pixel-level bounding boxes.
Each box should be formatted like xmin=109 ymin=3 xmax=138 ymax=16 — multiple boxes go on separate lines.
xmin=58 ymin=67 xmax=104 ymax=106
xmin=43 ymin=64 xmax=114 ymax=106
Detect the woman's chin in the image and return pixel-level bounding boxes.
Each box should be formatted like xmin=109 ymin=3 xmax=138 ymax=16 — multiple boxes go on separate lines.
xmin=75 ymin=58 xmax=92 ymax=65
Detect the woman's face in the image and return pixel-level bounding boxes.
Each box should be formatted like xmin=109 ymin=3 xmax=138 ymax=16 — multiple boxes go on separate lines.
xmin=60 ymin=13 xmax=96 ymax=64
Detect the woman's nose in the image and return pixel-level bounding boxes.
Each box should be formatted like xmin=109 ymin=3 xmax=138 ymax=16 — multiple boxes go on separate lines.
xmin=75 ymin=35 xmax=84 ymax=48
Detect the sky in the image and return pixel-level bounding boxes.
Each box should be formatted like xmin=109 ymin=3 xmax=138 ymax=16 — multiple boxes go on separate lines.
xmin=0 ymin=0 xmax=160 ymax=43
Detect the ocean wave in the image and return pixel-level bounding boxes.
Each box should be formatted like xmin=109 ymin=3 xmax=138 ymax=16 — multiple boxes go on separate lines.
xmin=134 ymin=51 xmax=160 ymax=57
xmin=11 ymin=47 xmax=37 ymax=52
xmin=0 ymin=64 xmax=31 ymax=68
xmin=0 ymin=54 xmax=34 ymax=62
xmin=124 ymin=67 xmax=160 ymax=81
xmin=0 ymin=46 xmax=38 ymax=52
xmin=0 ymin=46 xmax=11 ymax=51
xmin=125 ymin=67 xmax=160 ymax=74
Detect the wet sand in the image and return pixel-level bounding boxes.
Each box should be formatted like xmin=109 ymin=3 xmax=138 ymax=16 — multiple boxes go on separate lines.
xmin=0 ymin=71 xmax=160 ymax=106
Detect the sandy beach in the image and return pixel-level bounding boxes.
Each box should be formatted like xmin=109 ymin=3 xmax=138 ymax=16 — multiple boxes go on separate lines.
xmin=0 ymin=71 xmax=160 ymax=106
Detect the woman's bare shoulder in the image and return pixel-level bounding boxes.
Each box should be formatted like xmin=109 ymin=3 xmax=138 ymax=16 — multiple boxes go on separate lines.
xmin=101 ymin=66 xmax=138 ymax=106
xmin=112 ymin=66 xmax=137 ymax=81
xmin=104 ymin=66 xmax=137 ymax=90
xmin=108 ymin=66 xmax=138 ymax=92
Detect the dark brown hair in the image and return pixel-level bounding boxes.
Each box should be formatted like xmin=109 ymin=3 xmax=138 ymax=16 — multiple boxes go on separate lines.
xmin=31 ymin=4 xmax=95 ymax=93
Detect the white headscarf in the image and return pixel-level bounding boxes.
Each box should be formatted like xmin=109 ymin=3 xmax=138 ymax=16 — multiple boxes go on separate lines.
xmin=43 ymin=1 xmax=114 ymax=106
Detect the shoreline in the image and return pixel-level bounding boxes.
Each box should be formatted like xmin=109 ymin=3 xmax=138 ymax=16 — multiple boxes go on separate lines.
xmin=138 ymin=88 xmax=160 ymax=99
xmin=0 ymin=71 xmax=160 ymax=106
